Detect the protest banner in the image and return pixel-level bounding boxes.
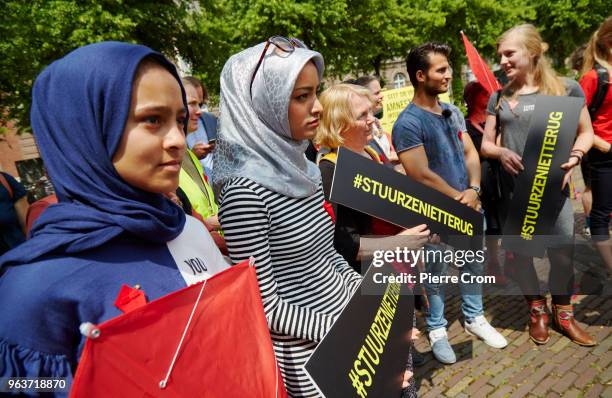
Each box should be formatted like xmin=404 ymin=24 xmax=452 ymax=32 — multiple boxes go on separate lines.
xmin=305 ymin=264 xmax=415 ymax=398
xmin=380 ymin=86 xmax=450 ymax=133
xmin=501 ymin=95 xmax=582 ymax=257
xmin=329 ymin=147 xmax=483 ymax=250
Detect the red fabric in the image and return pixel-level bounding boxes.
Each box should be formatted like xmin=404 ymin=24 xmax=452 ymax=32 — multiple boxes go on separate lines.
xmin=114 ymin=285 xmax=147 ymax=314
xmin=370 ymin=218 xmax=402 ymax=235
xmin=464 ymin=81 xmax=490 ymax=127
xmin=461 ymin=32 xmax=502 ymax=95
xmin=323 ymin=201 xmax=335 ymax=223
xmin=71 ymin=262 xmax=287 ymax=398
xmin=580 ymin=69 xmax=612 ymax=143
xmin=25 ymin=194 xmax=58 ymax=236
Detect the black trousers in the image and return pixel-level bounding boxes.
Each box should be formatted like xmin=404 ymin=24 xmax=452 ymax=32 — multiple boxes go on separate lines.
xmin=589 ymin=149 xmax=612 ymax=241
xmin=511 ymin=245 xmax=574 ymax=306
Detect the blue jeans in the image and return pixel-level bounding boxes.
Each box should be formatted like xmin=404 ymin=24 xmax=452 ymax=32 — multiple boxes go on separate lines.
xmin=422 ymin=244 xmax=484 ymax=331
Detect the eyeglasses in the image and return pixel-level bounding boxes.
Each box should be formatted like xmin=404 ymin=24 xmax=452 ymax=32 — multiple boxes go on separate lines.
xmin=250 ymin=36 xmax=308 ymax=98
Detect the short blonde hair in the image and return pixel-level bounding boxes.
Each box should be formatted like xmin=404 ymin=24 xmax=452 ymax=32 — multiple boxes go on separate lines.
xmin=315 ymin=84 xmax=374 ymax=149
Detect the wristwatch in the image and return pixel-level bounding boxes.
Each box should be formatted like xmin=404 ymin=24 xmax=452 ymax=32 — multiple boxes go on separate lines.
xmin=469 ymin=185 xmax=481 ymax=197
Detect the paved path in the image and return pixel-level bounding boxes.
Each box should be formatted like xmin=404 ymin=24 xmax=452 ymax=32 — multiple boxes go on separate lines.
xmin=413 ymin=180 xmax=612 ymax=397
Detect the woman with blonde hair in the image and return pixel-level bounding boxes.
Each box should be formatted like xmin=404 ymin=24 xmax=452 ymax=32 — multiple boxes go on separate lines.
xmin=316 ymin=84 xmax=429 ymax=271
xmin=579 ymin=16 xmax=612 ymax=277
xmin=481 ymin=24 xmax=595 ymax=346
xmin=316 ymin=83 xmax=429 ymax=398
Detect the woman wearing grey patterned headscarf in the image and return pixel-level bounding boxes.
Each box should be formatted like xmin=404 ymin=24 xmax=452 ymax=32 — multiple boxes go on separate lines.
xmin=215 ymin=39 xmax=362 ymax=397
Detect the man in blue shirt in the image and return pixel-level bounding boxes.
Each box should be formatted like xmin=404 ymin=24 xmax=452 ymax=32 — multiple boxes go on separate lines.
xmin=392 ymin=42 xmax=507 ymax=364
xmin=183 ymin=76 xmax=217 ymax=179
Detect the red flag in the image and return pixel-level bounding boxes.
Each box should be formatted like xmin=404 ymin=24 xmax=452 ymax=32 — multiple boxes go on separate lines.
xmin=461 ymin=31 xmax=501 ymax=94
xmin=70 ymin=261 xmax=287 ymax=398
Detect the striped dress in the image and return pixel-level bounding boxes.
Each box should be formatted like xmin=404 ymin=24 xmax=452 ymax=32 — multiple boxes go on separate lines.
xmin=219 ymin=177 xmax=362 ymax=397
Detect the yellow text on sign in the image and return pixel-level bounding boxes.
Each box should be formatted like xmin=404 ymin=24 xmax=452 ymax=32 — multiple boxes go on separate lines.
xmin=380 ymin=86 xmax=451 ymax=133
xmin=348 ymin=282 xmax=401 ymax=397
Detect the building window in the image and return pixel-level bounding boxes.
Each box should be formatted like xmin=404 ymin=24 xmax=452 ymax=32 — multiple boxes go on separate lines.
xmin=393 ymin=73 xmax=406 ymax=88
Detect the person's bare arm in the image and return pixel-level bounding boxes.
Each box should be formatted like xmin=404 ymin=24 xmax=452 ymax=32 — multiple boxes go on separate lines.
xmin=14 ymin=197 xmax=29 ymax=235
xmin=570 ymin=105 xmax=594 ymax=155
xmin=481 ymin=114 xmax=524 ymax=175
xmin=561 ymin=105 xmax=594 ymax=188
xmin=455 ymin=133 xmax=481 ymax=210
xmin=357 ymin=224 xmax=430 ymax=260
xmin=398 ymin=146 xmax=460 ymax=198
xmin=593 ymin=135 xmax=611 ymax=153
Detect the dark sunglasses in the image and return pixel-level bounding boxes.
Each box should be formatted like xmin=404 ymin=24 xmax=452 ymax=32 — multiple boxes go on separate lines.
xmin=250 ymin=36 xmax=308 ymax=98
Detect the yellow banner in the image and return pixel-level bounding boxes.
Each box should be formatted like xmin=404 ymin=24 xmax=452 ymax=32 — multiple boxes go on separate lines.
xmin=380 ymin=87 xmax=451 ymax=133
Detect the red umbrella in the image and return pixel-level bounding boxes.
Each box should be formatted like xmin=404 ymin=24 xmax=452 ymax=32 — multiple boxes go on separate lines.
xmin=70 ymin=260 xmax=287 ymax=398
xmin=461 ymin=31 xmax=501 ymax=94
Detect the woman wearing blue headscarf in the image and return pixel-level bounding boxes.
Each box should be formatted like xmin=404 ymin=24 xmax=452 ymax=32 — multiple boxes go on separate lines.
xmin=0 ymin=42 xmax=228 ymax=388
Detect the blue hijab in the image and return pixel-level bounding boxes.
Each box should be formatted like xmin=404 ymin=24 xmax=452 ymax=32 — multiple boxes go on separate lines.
xmin=0 ymin=42 xmax=187 ymax=267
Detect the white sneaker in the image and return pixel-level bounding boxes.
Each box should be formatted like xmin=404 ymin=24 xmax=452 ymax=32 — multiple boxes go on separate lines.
xmin=465 ymin=315 xmax=508 ymax=348
xmin=428 ymin=328 xmax=456 ymax=364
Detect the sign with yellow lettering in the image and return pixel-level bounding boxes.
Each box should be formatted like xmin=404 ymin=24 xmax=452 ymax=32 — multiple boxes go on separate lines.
xmin=328 ymin=147 xmax=483 ymax=250
xmin=380 ymin=86 xmax=450 ymax=133
xmin=501 ymin=95 xmax=582 ymax=257
xmin=305 ymin=265 xmax=414 ymax=398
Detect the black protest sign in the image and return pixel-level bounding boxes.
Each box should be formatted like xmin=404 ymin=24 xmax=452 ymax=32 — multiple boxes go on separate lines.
xmin=305 ymin=264 xmax=414 ymax=398
xmin=329 ymin=147 xmax=483 ymax=250
xmin=502 ymin=95 xmax=582 ymax=258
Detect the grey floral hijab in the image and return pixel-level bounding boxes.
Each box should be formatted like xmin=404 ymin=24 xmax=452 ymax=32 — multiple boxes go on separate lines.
xmin=213 ymin=41 xmax=324 ymax=198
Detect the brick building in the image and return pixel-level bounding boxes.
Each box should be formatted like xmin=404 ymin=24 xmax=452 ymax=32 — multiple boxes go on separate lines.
xmin=1 ymin=121 xmax=47 ymax=201
xmin=0 ymin=122 xmax=40 ymax=179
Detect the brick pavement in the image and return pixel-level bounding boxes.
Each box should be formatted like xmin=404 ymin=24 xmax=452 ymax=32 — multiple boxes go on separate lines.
xmin=412 ymin=190 xmax=612 ymax=397
xmin=413 ymin=292 xmax=611 ymax=397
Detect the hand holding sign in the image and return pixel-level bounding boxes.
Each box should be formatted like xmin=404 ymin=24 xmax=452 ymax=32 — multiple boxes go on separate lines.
xmin=397 ymin=224 xmax=430 ymax=250
xmin=330 ymin=147 xmax=483 ymax=250
xmin=454 ymin=189 xmax=481 ymax=211
xmin=501 ymin=96 xmax=582 ymax=257
xmin=500 ymin=147 xmax=524 ymax=175
xmin=560 ymin=154 xmax=581 ymax=189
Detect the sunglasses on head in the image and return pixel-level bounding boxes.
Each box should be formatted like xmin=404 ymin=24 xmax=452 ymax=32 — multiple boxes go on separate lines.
xmin=249 ymin=36 xmax=308 ymax=98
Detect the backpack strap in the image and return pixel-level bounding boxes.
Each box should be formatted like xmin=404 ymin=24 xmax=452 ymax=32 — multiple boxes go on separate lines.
xmin=0 ymin=172 xmax=14 ymax=200
xmin=589 ymin=63 xmax=610 ymax=119
xmin=494 ymin=89 xmax=503 ymax=138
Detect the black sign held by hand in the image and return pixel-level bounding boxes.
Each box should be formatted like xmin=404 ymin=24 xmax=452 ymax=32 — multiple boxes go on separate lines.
xmin=329 ymin=147 xmax=483 ymax=250
xmin=305 ymin=265 xmax=414 ymax=398
xmin=502 ymin=96 xmax=582 ymax=258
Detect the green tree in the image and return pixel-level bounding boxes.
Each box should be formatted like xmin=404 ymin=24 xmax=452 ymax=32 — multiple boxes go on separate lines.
xmin=532 ymin=0 xmax=609 ymax=72
xmin=184 ymin=0 xmax=434 ymax=96
xmin=399 ymin=0 xmax=536 ymax=100
xmin=3 ymin=0 xmax=607 ymax=131
xmin=0 ymin=0 xmax=192 ymax=133
xmin=184 ymin=0 xmax=352 ymax=95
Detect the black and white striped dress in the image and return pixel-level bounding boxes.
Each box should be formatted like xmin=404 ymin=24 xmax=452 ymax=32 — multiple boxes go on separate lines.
xmin=219 ymin=177 xmax=362 ymax=397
